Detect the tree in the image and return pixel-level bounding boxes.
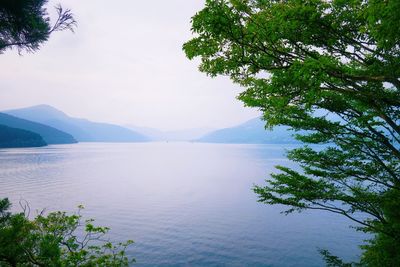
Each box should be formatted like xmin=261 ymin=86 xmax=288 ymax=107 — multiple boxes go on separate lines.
xmin=0 ymin=0 xmax=76 ymax=53
xmin=183 ymin=0 xmax=400 ymax=265
xmin=0 ymin=198 xmax=134 ymax=266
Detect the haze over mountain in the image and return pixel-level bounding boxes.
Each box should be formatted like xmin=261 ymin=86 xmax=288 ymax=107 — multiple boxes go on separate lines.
xmin=126 ymin=125 xmax=214 ymax=142
xmin=0 ymin=113 xmax=76 ymax=145
xmin=4 ymin=105 xmax=148 ymax=143
xmin=0 ymin=125 xmax=47 ymax=148
xmin=196 ymin=118 xmax=300 ymax=144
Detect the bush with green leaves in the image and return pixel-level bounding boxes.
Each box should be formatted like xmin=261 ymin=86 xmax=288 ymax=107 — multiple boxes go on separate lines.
xmin=0 ymin=198 xmax=134 ymax=266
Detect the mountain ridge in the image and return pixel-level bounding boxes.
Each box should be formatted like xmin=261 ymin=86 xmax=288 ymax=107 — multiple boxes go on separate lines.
xmin=0 ymin=125 xmax=47 ymax=148
xmin=196 ymin=117 xmax=300 ymax=144
xmin=4 ymin=105 xmax=148 ymax=143
xmin=0 ymin=112 xmax=77 ymax=144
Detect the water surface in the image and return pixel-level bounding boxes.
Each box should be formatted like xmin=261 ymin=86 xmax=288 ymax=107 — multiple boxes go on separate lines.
xmin=0 ymin=143 xmax=364 ymax=266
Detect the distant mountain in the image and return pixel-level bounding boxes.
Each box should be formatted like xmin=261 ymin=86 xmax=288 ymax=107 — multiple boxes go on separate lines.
xmin=196 ymin=118 xmax=300 ymax=144
xmin=0 ymin=125 xmax=47 ymax=148
xmin=126 ymin=125 xmax=214 ymax=142
xmin=4 ymin=105 xmax=148 ymax=142
xmin=0 ymin=113 xmax=77 ymax=145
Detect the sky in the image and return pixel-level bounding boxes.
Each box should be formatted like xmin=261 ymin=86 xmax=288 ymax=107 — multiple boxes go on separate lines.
xmin=0 ymin=0 xmax=260 ymax=131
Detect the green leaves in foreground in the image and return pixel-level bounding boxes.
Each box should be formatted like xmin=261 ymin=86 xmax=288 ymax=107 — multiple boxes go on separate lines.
xmin=184 ymin=0 xmax=400 ymax=266
xmin=0 ymin=0 xmax=76 ymax=54
xmin=0 ymin=198 xmax=134 ymax=266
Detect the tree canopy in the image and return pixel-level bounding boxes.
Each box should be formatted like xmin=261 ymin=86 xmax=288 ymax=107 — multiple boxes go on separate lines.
xmin=184 ymin=0 xmax=400 ymax=265
xmin=0 ymin=0 xmax=76 ymax=53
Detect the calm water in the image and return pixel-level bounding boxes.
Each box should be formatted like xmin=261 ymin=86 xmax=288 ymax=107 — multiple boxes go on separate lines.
xmin=0 ymin=143 xmax=364 ymax=266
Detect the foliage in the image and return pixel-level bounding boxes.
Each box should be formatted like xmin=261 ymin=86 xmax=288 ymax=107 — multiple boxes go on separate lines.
xmin=0 ymin=198 xmax=134 ymax=266
xmin=319 ymin=249 xmax=353 ymax=267
xmin=184 ymin=0 xmax=400 ymax=265
xmin=0 ymin=0 xmax=76 ymax=53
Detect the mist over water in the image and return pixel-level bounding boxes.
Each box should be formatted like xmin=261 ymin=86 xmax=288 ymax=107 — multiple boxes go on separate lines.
xmin=0 ymin=143 xmax=364 ymax=266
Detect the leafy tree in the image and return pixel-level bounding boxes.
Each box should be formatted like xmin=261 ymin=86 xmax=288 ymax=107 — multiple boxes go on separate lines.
xmin=0 ymin=198 xmax=134 ymax=266
xmin=0 ymin=0 xmax=76 ymax=53
xmin=183 ymin=0 xmax=400 ymax=265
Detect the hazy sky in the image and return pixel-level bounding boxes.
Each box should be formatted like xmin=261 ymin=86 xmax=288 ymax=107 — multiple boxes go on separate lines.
xmin=0 ymin=0 xmax=260 ymax=131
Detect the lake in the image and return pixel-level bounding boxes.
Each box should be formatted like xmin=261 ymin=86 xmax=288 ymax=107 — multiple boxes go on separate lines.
xmin=0 ymin=143 xmax=364 ymax=266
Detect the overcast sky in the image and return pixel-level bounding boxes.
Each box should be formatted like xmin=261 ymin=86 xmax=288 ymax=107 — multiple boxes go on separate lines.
xmin=0 ymin=0 xmax=260 ymax=131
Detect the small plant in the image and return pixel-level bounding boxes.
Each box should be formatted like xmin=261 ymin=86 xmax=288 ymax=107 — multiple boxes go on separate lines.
xmin=0 ymin=198 xmax=134 ymax=266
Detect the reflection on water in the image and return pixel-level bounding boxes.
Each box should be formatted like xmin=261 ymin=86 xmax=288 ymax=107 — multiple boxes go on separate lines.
xmin=0 ymin=143 xmax=364 ymax=266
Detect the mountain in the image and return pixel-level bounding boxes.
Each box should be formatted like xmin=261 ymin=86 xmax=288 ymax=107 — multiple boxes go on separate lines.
xmin=0 ymin=125 xmax=47 ymax=148
xmin=125 ymin=125 xmax=214 ymax=142
xmin=0 ymin=113 xmax=77 ymax=144
xmin=196 ymin=118 xmax=300 ymax=144
xmin=4 ymin=105 xmax=148 ymax=142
